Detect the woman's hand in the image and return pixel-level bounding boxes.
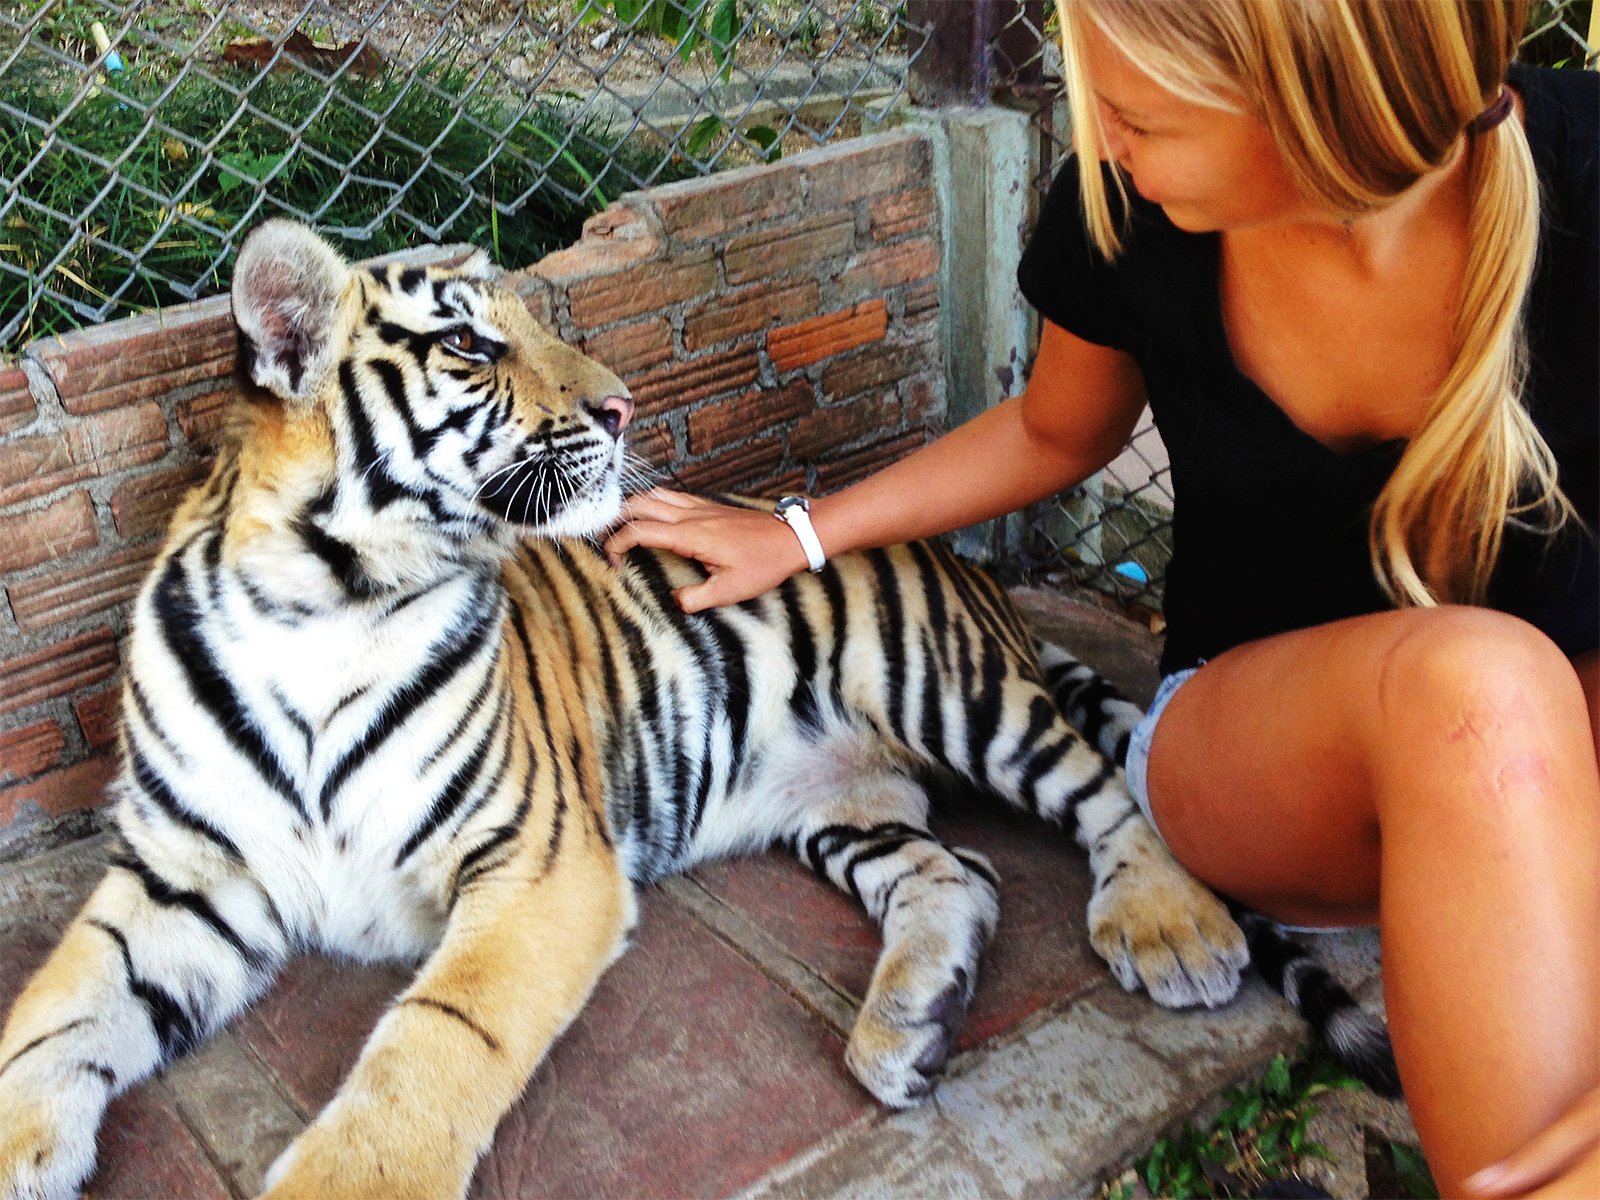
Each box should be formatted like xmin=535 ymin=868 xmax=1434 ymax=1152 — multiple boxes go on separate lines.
xmin=604 ymin=488 xmax=812 ymax=612
xmin=1463 ymin=1087 xmax=1600 ymax=1198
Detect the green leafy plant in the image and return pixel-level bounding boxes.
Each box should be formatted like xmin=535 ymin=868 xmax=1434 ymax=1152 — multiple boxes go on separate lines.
xmin=1133 ymin=1049 xmax=1366 ymax=1199
xmin=684 ymin=114 xmax=782 ymax=163
xmin=579 ymin=0 xmax=743 ymax=76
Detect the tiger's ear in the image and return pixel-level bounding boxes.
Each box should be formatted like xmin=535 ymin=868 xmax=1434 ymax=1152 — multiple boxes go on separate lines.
xmin=456 ymin=249 xmax=497 ymax=282
xmin=232 ymin=220 xmax=351 ymax=405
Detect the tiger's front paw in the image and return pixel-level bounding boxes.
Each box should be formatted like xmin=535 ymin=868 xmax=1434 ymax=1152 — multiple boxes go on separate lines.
xmin=846 ymin=959 xmax=977 ymax=1108
xmin=845 ymin=857 xmax=996 ymax=1109
xmin=1088 ymin=834 xmax=1248 ymax=1009
xmin=261 ymin=1117 xmax=462 ymax=1200
xmin=0 ymin=1087 xmax=98 ymax=1200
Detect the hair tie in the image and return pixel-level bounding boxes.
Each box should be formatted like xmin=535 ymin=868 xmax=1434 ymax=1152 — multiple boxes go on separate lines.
xmin=1466 ymin=87 xmax=1514 ymax=136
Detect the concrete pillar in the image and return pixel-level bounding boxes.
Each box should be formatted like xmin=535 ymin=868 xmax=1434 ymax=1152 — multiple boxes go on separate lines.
xmin=899 ymin=104 xmax=1035 ymax=563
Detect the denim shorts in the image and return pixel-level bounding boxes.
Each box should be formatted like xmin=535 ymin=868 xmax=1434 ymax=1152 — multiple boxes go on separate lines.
xmin=1123 ymin=666 xmax=1199 ymax=834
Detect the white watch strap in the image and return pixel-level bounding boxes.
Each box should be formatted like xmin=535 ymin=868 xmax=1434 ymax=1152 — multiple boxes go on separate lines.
xmin=774 ymin=497 xmax=826 ymax=572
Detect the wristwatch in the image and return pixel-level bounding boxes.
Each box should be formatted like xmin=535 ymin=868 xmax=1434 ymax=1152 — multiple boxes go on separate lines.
xmin=773 ymin=495 xmax=827 ymax=573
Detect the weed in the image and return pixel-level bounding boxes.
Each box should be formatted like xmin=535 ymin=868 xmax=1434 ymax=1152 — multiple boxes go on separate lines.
xmin=1130 ymin=1048 xmax=1365 ymax=1199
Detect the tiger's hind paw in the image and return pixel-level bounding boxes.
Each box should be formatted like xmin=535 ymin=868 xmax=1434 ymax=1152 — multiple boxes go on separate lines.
xmin=1088 ymin=850 xmax=1248 ymax=1009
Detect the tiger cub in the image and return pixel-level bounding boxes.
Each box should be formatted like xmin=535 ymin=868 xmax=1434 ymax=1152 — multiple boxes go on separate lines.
xmin=0 ymin=220 xmax=1247 ymax=1200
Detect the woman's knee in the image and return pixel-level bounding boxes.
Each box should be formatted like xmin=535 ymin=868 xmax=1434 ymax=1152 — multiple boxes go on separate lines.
xmin=1375 ymin=607 xmax=1576 ymax=723
xmin=1370 ymin=606 xmax=1584 ymax=812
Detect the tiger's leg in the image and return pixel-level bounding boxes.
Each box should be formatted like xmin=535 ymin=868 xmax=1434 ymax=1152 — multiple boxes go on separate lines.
xmin=949 ymin=662 xmax=1247 ymax=1010
xmin=0 ymin=837 xmax=287 ymax=1200
xmin=260 ymin=826 xmax=634 ymax=1200
xmin=774 ymin=734 xmax=999 ymax=1107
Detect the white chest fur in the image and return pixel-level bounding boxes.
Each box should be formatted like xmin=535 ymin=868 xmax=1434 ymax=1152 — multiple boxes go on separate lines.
xmin=123 ymin=562 xmax=502 ymax=960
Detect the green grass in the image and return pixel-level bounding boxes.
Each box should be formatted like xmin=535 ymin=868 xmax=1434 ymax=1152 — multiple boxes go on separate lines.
xmin=0 ymin=24 xmax=696 ymax=351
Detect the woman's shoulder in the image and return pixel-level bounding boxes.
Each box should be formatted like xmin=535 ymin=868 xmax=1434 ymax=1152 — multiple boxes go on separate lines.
xmin=1018 ymin=157 xmax=1204 ymax=353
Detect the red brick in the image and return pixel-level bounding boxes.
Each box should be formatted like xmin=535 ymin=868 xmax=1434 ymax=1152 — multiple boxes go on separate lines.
xmin=904 ymin=280 xmax=939 ymax=323
xmin=470 ymin=893 xmax=872 ymax=1200
xmin=0 ymin=492 xmax=99 ymax=573
xmin=683 ymin=280 xmax=820 ymax=352
xmin=870 ymin=188 xmax=936 ymax=239
xmin=30 ymin=296 xmax=228 ymax=375
xmin=110 ymin=459 xmax=211 ymax=539
xmin=7 ymin=542 xmax=159 ymax=633
xmin=514 ymin=278 xmax=557 ymax=329
xmin=75 ymin=687 xmax=122 ymax=751
xmin=835 ymin=239 xmax=940 ymax=300
xmin=767 ymin=301 xmax=888 ymax=374
xmin=234 ymin=953 xmax=410 ymax=1115
xmin=687 ymin=382 xmax=814 ymax=457
xmin=906 ymin=374 xmax=944 ymax=425
xmin=567 ymin=250 xmax=717 ymax=329
xmin=528 ymin=202 xmax=664 ymax=284
xmin=0 ymin=365 xmax=36 ymax=435
xmin=629 ymin=346 xmax=761 ymax=416
xmin=647 ymin=161 xmax=806 ymax=243
xmin=814 ymin=430 xmax=929 ymax=492
xmin=68 ymin=358 xmax=232 ymax=416
xmin=0 ymin=751 xmax=118 ymax=826
xmin=723 ymin=215 xmax=855 ymax=286
xmin=625 ymin=421 xmax=676 ymax=474
xmin=690 ymin=802 xmax=1105 ymax=1056
xmin=758 ymin=466 xmax=810 ymax=498
xmin=0 ymin=403 xmax=168 ymax=508
xmin=0 ymin=626 xmax=118 ymax=717
xmin=0 ymin=719 xmax=65 ymax=782
xmin=32 ymin=296 xmax=235 ymax=416
xmin=176 ymin=391 xmax=232 ymax=450
xmin=789 ymin=393 xmax=902 ymax=461
xmin=672 ymin=435 xmax=786 ymax=493
xmin=820 ymin=343 xmax=928 ymax=402
xmin=90 ymin=1088 xmax=231 ymax=1200
xmin=801 ymin=132 xmax=929 ymax=209
xmin=578 ymin=318 xmax=675 ymax=380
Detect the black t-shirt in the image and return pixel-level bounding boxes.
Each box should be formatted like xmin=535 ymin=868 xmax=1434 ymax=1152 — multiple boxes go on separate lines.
xmin=1019 ymin=63 xmax=1599 ymax=675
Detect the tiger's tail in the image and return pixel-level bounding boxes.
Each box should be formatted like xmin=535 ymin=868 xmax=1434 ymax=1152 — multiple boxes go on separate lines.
xmin=1037 ymin=640 xmax=1402 ymax=1097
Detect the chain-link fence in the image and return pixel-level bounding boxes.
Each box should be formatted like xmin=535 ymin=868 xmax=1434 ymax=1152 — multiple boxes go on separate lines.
xmin=1 ymin=0 xmax=924 ymax=353
xmin=995 ymin=0 xmax=1598 ymax=617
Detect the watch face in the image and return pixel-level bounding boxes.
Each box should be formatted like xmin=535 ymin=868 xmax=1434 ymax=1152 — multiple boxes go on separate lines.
xmin=775 ymin=495 xmax=809 ymax=517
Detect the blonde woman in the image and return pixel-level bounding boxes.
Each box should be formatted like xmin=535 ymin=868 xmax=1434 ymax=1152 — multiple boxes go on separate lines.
xmin=606 ymin=1 xmax=1598 ymax=1193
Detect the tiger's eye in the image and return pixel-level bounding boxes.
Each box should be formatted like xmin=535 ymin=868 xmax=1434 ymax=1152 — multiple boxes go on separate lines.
xmin=443 ymin=328 xmax=476 ymax=354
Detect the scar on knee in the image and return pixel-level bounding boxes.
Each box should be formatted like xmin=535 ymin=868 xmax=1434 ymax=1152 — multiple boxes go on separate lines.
xmin=1493 ymin=753 xmax=1554 ymax=797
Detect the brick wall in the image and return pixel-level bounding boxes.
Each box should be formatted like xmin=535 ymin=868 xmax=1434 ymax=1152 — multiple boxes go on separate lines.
xmin=0 ymin=130 xmax=945 ymax=856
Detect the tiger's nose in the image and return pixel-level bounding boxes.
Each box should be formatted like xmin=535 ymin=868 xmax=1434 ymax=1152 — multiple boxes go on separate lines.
xmin=586 ymin=394 xmax=633 ymax=439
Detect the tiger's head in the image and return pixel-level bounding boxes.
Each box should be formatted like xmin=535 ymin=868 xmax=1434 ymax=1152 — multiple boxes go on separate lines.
xmin=230 ymin=219 xmax=635 ymax=551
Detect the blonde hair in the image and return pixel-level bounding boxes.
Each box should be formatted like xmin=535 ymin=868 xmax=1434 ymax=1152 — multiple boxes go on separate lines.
xmin=1057 ymin=0 xmax=1570 ymax=607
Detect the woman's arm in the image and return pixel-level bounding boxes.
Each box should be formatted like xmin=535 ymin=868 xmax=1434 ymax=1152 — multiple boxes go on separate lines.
xmin=603 ymin=320 xmax=1148 ymax=611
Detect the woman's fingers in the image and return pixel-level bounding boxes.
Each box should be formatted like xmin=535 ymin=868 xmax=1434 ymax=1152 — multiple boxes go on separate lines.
xmin=604 ymin=515 xmax=702 ymax=562
xmin=1463 ymin=1088 xmax=1600 ymax=1197
xmin=603 ymin=496 xmax=808 ymax=610
xmin=619 ymin=489 xmax=695 ymax=522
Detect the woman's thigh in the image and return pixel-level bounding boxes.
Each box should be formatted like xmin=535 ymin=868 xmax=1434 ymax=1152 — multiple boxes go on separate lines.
xmin=1143 ymin=606 xmax=1596 ymax=927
